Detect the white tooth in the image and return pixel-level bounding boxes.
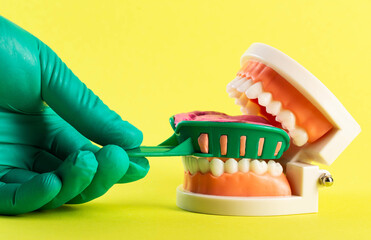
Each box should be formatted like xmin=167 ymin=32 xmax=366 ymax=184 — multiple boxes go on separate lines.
xmin=245 ymin=82 xmax=263 ymax=99
xmin=186 ymin=156 xmax=192 ymax=172
xmin=224 ymin=158 xmax=238 ymax=174
xmin=258 ymin=92 xmax=272 ymax=107
xmin=238 ymin=158 xmax=250 ymax=172
xmin=276 ymin=110 xmax=296 ymax=131
xmin=198 ymin=158 xmax=210 ymax=174
xmin=290 ymin=127 xmax=308 ymax=146
xmin=227 ymin=76 xmax=242 ymax=92
xmin=237 ymin=79 xmax=253 ymax=92
xmin=182 ymin=156 xmax=188 ymax=171
xmin=226 ymin=85 xmax=233 ymax=93
xmin=227 ymin=78 xmax=245 ymax=98
xmin=267 ymin=160 xmax=283 ymax=177
xmin=266 ymin=101 xmax=282 ymax=115
xmin=241 ymin=101 xmax=260 ymax=115
xmin=226 ymin=82 xmax=235 ymax=93
xmin=250 ymin=159 xmax=268 ymax=175
xmin=231 ymin=78 xmax=246 ymax=89
xmin=210 ymin=158 xmax=224 ymax=177
xmin=229 ymin=90 xmax=242 ymax=98
xmin=188 ymin=156 xmax=199 ymax=175
xmin=240 ymin=106 xmax=248 ymax=114
xmin=235 ymin=95 xmax=248 ymax=106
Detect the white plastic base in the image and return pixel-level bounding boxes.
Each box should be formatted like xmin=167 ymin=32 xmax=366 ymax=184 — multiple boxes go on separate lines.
xmin=176 ymin=162 xmax=327 ymax=216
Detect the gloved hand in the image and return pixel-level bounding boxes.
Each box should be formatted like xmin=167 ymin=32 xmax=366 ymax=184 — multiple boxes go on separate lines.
xmin=0 ymin=16 xmax=149 ymax=215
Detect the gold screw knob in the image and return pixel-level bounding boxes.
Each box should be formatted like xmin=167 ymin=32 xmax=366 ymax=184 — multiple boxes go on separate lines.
xmin=319 ymin=173 xmax=334 ymax=187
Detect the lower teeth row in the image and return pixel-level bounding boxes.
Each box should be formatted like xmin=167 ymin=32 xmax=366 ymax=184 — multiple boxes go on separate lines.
xmin=182 ymin=157 xmax=283 ymax=177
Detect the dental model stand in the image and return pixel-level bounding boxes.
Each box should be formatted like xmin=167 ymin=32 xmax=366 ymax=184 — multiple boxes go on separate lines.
xmin=176 ymin=162 xmax=332 ymax=216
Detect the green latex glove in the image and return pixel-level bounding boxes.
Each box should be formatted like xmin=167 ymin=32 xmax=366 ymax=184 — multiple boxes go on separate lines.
xmin=0 ymin=16 xmax=149 ymax=215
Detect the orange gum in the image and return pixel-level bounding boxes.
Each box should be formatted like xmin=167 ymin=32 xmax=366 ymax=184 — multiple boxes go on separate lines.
xmin=184 ymin=171 xmax=291 ymax=197
xmin=198 ymin=134 xmax=209 ymax=153
xmin=240 ymin=60 xmax=333 ymax=143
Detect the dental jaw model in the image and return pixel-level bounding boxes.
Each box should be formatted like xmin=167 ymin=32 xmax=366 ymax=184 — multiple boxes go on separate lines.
xmin=174 ymin=43 xmax=360 ymax=216
xmin=126 ymin=43 xmax=360 ymax=216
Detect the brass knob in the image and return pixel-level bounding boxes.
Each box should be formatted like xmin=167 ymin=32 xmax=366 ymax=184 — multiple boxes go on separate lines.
xmin=319 ymin=173 xmax=334 ymax=187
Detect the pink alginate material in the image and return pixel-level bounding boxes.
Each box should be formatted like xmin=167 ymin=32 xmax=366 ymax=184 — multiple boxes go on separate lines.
xmin=173 ymin=111 xmax=272 ymax=127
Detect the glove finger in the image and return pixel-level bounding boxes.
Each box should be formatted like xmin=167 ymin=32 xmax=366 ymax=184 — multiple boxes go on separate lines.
xmin=32 ymin=149 xmax=64 ymax=173
xmin=41 ymin=150 xmax=98 ymax=210
xmin=0 ymin=172 xmax=61 ymax=215
xmin=68 ymin=145 xmax=129 ymax=204
xmin=46 ymin=124 xmax=149 ymax=184
xmin=44 ymin=126 xmax=149 ymax=204
xmin=39 ymin=43 xmax=142 ymax=150
xmin=0 ymin=168 xmax=39 ymax=183
xmin=41 ymin=115 xmax=100 ymax=160
xmin=118 ymin=157 xmax=150 ymax=184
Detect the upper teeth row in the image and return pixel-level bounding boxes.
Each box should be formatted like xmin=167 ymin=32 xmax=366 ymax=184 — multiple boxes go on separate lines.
xmin=227 ymin=76 xmax=308 ymax=146
xmin=182 ymin=156 xmax=283 ymax=177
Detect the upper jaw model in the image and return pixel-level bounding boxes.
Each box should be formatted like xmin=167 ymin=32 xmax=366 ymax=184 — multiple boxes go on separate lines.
xmin=175 ymin=43 xmax=361 ymax=216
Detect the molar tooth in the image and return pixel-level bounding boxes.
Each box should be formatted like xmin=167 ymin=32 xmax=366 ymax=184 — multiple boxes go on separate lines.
xmin=210 ymin=158 xmax=224 ymax=177
xmin=237 ymin=79 xmax=253 ymax=92
xmin=290 ymin=127 xmax=308 ymax=147
xmin=224 ymin=158 xmax=238 ymax=174
xmin=238 ymin=158 xmax=250 ymax=173
xmin=250 ymin=159 xmax=268 ymax=175
xmin=267 ymin=160 xmax=283 ymax=177
xmin=188 ymin=156 xmax=199 ymax=175
xmin=241 ymin=100 xmax=260 ymax=115
xmin=258 ymin=92 xmax=272 ymax=106
xmin=182 ymin=156 xmax=189 ymax=172
xmin=235 ymin=94 xmax=248 ymax=106
xmin=266 ymin=101 xmax=282 ymax=115
xmin=186 ymin=156 xmax=192 ymax=172
xmin=245 ymin=82 xmax=263 ymax=99
xmin=276 ymin=110 xmax=296 ymax=131
xmin=198 ymin=157 xmax=210 ymax=174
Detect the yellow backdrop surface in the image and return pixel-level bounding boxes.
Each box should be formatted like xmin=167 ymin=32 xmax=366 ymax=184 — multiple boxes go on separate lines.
xmin=0 ymin=0 xmax=370 ymax=239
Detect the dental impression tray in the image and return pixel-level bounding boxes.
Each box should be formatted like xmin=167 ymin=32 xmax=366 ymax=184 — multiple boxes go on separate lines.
xmin=126 ymin=43 xmax=360 ymax=216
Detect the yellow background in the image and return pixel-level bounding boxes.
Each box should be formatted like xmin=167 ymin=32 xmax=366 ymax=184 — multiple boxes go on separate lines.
xmin=0 ymin=0 xmax=370 ymax=239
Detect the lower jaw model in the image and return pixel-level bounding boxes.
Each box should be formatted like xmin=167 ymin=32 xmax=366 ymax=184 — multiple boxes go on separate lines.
xmin=175 ymin=111 xmax=292 ymax=197
xmin=182 ymin=156 xmax=290 ymax=197
xmin=174 ymin=43 xmax=361 ymax=216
